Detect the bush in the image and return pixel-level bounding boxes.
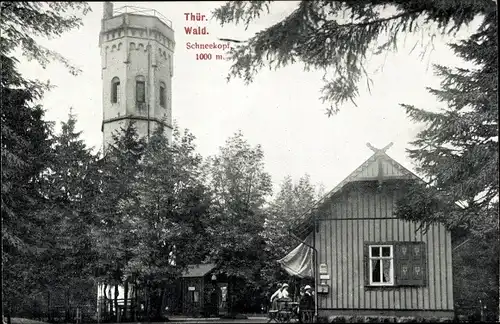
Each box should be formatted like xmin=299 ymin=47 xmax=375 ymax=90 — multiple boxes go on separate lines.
xmin=328 ymin=315 xmax=346 ymax=323
xmin=396 ymin=317 xmax=417 ymax=323
xmin=326 ymin=314 xmax=456 ymax=323
xmin=316 ymin=315 xmax=329 ymax=323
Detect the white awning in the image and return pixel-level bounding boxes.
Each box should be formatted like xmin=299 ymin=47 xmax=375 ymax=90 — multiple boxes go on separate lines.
xmin=278 ymin=234 xmax=314 ymax=278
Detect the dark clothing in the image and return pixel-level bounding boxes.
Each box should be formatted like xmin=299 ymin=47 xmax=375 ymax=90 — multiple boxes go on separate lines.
xmin=298 ymin=292 xmax=314 ymax=323
xmin=299 ymin=292 xmax=314 ymax=310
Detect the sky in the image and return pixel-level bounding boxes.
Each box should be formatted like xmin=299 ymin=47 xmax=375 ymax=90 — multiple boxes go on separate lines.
xmin=17 ymin=1 xmax=478 ymax=194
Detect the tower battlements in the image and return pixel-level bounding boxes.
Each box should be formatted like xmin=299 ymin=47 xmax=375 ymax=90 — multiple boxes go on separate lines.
xmin=100 ymin=2 xmax=174 ymax=152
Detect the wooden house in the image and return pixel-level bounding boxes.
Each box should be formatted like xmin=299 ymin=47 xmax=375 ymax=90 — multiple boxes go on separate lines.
xmin=180 ymin=264 xmax=228 ymax=317
xmin=284 ymin=143 xmax=454 ymax=320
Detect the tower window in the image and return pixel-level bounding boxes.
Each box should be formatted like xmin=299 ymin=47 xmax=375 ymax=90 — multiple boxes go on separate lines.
xmin=136 ymin=81 xmax=145 ymax=103
xmin=136 ymin=76 xmax=146 ymax=104
xmin=111 ymin=77 xmax=120 ymax=103
xmin=160 ymin=82 xmax=166 ymax=107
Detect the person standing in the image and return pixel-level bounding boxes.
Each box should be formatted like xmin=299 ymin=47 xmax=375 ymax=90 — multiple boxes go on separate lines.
xmin=298 ymin=285 xmax=314 ymax=323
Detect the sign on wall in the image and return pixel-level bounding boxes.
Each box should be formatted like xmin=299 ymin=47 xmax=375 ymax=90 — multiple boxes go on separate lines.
xmin=188 ymin=286 xmax=195 ymax=291
xmin=317 ymin=284 xmax=329 ymax=294
xmin=319 ymin=263 xmax=328 ymax=274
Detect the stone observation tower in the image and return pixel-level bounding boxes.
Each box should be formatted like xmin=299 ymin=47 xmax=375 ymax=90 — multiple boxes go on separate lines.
xmin=99 ymin=2 xmax=175 ymax=152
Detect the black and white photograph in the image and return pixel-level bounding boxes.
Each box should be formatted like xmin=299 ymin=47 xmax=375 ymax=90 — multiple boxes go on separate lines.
xmin=1 ymin=1 xmax=498 ymax=323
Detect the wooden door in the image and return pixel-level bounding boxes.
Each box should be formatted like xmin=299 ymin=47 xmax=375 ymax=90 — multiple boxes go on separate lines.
xmin=183 ymin=278 xmax=201 ymax=316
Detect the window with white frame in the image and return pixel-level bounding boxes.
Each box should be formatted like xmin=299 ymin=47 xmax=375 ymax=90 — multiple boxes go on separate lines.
xmin=369 ymin=245 xmax=394 ymax=286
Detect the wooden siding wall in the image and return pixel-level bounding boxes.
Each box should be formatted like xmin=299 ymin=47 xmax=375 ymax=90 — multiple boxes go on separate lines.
xmin=316 ymin=184 xmax=453 ymax=311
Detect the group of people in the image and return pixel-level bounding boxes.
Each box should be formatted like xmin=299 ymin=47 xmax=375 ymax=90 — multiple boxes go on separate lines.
xmin=269 ymin=282 xmax=315 ymax=322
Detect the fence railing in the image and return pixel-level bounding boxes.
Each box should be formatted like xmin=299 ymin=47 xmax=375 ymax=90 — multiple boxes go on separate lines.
xmin=113 ymin=6 xmax=173 ymax=28
xmin=97 ymin=297 xmax=169 ymax=322
xmin=16 ymin=304 xmax=97 ymax=323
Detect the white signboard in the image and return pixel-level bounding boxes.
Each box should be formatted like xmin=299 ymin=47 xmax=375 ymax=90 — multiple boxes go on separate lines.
xmin=188 ymin=286 xmax=196 ymax=291
xmin=319 ymin=263 xmax=328 ymax=274
xmin=320 ymin=274 xmax=330 ymax=280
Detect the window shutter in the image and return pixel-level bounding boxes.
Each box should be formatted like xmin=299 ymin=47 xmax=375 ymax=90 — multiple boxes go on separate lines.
xmin=363 ymin=243 xmax=369 ymax=286
xmin=409 ymin=242 xmax=426 ymax=286
xmin=395 ymin=242 xmax=426 ymax=286
xmin=395 ymin=242 xmax=410 ymax=286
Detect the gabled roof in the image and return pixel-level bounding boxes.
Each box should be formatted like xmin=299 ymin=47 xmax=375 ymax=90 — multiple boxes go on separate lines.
xmin=291 ymin=143 xmax=423 ymax=238
xmin=182 ymin=263 xmax=217 ymax=278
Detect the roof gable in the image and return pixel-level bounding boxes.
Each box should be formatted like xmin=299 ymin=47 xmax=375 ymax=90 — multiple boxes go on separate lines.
xmin=291 ymin=143 xmax=423 ymax=238
xmin=316 ymin=143 xmax=421 ymax=207
xmin=182 ymin=263 xmax=217 ymax=278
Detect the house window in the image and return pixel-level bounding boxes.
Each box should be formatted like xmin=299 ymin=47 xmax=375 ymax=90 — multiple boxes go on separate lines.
xmin=111 ymin=77 xmax=120 ymax=103
xmin=159 ymin=82 xmax=166 ymax=107
xmin=136 ymin=76 xmax=146 ymax=104
xmin=364 ymin=242 xmax=426 ymax=288
xmin=369 ymin=245 xmax=394 ymax=286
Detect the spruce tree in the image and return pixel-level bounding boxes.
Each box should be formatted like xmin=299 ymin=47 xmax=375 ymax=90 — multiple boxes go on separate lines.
xmin=38 ymin=111 xmax=100 ymax=308
xmin=93 ymin=122 xmax=146 ymax=321
xmin=395 ymin=12 xmax=497 ymax=238
xmin=1 ymin=2 xmax=90 ymax=318
xmin=119 ymin=124 xmax=211 ymax=320
xmin=395 ymin=11 xmax=498 ymax=320
xmin=213 ymin=1 xmax=497 ymax=114
xmin=261 ymin=175 xmax=319 ymax=284
xmin=1 ymin=52 xmax=55 ymax=319
xmin=262 ymin=175 xmax=318 ymax=260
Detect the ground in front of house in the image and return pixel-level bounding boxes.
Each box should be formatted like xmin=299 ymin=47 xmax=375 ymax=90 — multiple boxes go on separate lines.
xmin=167 ymin=315 xmax=270 ymax=323
xmin=4 ymin=316 xmax=271 ymax=324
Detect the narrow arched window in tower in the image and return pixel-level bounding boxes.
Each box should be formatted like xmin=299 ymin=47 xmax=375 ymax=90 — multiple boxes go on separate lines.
xmin=111 ymin=77 xmax=120 ymax=103
xmin=136 ymin=75 xmax=146 ymax=105
xmin=159 ymin=82 xmax=166 ymax=108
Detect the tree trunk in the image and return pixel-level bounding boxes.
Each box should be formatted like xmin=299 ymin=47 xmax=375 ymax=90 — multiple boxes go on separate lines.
xmin=161 ymin=286 xmax=168 ymax=319
xmin=114 ymin=284 xmax=119 ymax=323
xmin=123 ymin=280 xmax=129 ymax=321
xmin=229 ymin=277 xmax=235 ymax=316
xmin=133 ymin=281 xmax=138 ymax=322
xmin=103 ymin=283 xmax=109 ymax=319
xmin=65 ymin=288 xmax=70 ymax=322
xmin=145 ymin=284 xmax=150 ymax=323
xmin=155 ymin=287 xmax=164 ymax=319
xmin=47 ymin=291 xmax=51 ymax=322
xmin=7 ymin=301 xmax=12 ymax=324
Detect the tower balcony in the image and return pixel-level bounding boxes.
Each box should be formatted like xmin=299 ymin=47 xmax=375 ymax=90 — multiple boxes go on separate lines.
xmin=113 ymin=5 xmax=173 ymax=29
xmin=101 ymin=5 xmax=175 ymax=44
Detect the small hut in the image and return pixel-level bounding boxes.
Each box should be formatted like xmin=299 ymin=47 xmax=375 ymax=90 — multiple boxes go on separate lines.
xmin=180 ymin=264 xmax=228 ymax=317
